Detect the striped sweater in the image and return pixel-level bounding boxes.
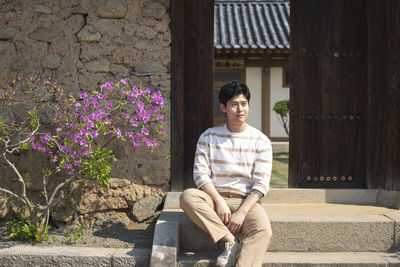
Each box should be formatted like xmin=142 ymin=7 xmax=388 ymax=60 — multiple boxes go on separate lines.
xmin=193 ymin=123 xmax=273 ymax=196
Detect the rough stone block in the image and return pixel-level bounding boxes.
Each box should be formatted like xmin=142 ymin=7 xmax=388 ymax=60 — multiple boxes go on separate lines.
xmin=29 ymin=27 xmax=58 ymax=42
xmin=131 ymin=192 xmax=163 ymax=222
xmin=150 ymin=219 xmax=179 ymax=267
xmin=268 ymin=214 xmax=394 ymax=252
xmin=143 ymin=1 xmax=167 ymax=19
xmin=130 ymin=63 xmax=168 ymax=77
xmin=0 ymin=24 xmax=17 ymax=40
xmin=97 ymin=0 xmax=127 ymax=19
xmin=44 ymin=53 xmax=61 ymax=69
xmin=85 ymin=59 xmax=110 ymax=73
xmin=77 ymin=25 xmax=101 ymax=42
xmin=33 ymin=4 xmax=52 ymax=15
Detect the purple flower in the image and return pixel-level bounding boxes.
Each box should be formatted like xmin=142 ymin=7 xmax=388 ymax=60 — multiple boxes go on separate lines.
xmin=105 ymin=102 xmax=113 ymax=109
xmin=80 ymin=139 xmax=89 ymax=147
xmin=157 ymin=114 xmax=164 ymax=121
xmin=84 ymin=103 xmax=90 ymax=111
xmin=128 ymin=96 xmax=137 ymax=103
xmin=130 ymin=118 xmax=138 ymax=127
xmin=73 ymin=160 xmax=81 ymax=167
xmin=75 ymin=102 xmax=81 ymax=111
xmin=31 ymin=142 xmax=42 ymax=150
xmin=121 ymin=112 xmax=130 ymax=119
xmin=125 ymin=131 xmax=133 ymax=138
xmin=40 ymin=133 xmax=51 ymax=144
xmin=56 ymin=128 xmax=62 ymax=134
xmin=161 ymin=129 xmax=166 ymax=135
xmin=91 ymin=98 xmax=99 ymax=108
xmin=78 ymin=93 xmax=88 ymax=99
xmin=81 ymin=129 xmax=89 ymax=136
xmin=150 ymin=105 xmax=159 ymax=112
xmin=142 ymin=128 xmax=149 ymax=136
xmin=133 ymin=138 xmax=140 ymax=148
xmin=120 ymin=79 xmax=128 ymax=85
xmin=115 ymin=128 xmax=122 ymax=138
xmin=62 ymin=145 xmax=72 ymax=153
xmin=90 ymin=130 xmax=99 ymax=138
xmin=152 ymin=91 xmax=164 ymax=106
xmin=142 ymin=110 xmax=152 ymax=123
xmin=73 ymin=133 xmax=82 ymax=144
xmin=63 ymin=163 xmax=72 ymax=170
xmin=52 ymin=157 xmax=58 ymax=163
xmin=86 ymin=122 xmax=94 ymax=129
xmin=101 ymin=81 xmax=114 ymax=91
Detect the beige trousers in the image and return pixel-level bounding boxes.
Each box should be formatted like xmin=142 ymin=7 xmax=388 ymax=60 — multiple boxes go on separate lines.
xmin=180 ymin=188 xmax=272 ymax=267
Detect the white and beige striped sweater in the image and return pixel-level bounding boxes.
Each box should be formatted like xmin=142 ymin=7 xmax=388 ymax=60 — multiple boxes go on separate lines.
xmin=193 ymin=123 xmax=272 ymax=196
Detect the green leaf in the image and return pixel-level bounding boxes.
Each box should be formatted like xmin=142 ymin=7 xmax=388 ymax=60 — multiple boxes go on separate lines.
xmin=24 ymin=173 xmax=31 ymax=187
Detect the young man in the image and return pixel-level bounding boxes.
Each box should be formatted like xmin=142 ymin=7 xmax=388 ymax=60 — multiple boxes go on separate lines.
xmin=180 ymin=81 xmax=273 ymax=267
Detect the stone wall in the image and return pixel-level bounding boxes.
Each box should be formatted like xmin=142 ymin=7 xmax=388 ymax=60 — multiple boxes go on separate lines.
xmin=0 ymin=0 xmax=171 ymax=190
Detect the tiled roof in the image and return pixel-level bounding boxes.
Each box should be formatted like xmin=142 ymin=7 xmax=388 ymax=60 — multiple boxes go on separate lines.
xmin=214 ymin=0 xmax=290 ymax=50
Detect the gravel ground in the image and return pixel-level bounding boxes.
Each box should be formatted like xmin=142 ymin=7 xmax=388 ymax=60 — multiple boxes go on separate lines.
xmin=0 ymin=220 xmax=156 ymax=249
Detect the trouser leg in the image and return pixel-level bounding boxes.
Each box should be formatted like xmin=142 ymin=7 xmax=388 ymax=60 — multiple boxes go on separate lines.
xmin=179 ymin=188 xmax=231 ymax=243
xmin=232 ymin=201 xmax=272 ymax=267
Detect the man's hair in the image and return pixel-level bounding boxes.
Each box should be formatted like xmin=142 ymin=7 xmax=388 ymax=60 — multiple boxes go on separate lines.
xmin=219 ymin=81 xmax=251 ymax=106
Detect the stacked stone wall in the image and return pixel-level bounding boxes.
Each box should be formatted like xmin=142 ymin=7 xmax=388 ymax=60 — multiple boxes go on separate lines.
xmin=0 ymin=0 xmax=171 ymax=192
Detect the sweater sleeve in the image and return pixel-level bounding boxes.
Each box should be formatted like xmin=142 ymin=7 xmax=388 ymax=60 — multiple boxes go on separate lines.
xmin=251 ymin=138 xmax=272 ymax=196
xmin=193 ymin=131 xmax=213 ymax=188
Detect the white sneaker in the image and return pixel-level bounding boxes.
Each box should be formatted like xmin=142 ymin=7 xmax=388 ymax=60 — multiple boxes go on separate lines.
xmin=216 ymin=237 xmax=242 ymax=267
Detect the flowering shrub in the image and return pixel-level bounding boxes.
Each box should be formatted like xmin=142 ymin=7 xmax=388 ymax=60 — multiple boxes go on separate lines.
xmin=0 ymin=76 xmax=166 ymax=241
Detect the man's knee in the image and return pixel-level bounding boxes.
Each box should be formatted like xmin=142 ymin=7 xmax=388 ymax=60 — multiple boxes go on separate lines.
xmin=179 ymin=188 xmax=200 ymax=210
xmin=264 ymin=223 xmax=273 ymax=243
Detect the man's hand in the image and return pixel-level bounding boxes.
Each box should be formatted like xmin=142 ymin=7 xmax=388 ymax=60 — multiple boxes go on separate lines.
xmin=228 ymin=210 xmax=246 ymax=234
xmin=227 ymin=190 xmax=261 ymax=233
xmin=215 ymin=198 xmax=231 ymax=224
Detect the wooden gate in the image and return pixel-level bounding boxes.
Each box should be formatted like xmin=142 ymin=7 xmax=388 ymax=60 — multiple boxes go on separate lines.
xmin=289 ymin=0 xmax=367 ymax=188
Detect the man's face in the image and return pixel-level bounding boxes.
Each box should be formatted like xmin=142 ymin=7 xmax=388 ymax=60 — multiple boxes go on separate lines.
xmin=220 ymin=94 xmax=249 ymax=126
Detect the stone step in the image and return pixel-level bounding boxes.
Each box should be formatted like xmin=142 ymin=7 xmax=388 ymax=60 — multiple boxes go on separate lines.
xmin=164 ymin=189 xmax=400 ymax=208
xmin=0 ymin=246 xmax=150 ymax=267
xmin=179 ymin=203 xmax=400 ymax=252
xmin=178 ymin=251 xmax=400 ymax=266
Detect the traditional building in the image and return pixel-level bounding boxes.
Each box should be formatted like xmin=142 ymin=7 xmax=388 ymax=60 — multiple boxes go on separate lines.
xmin=213 ymin=0 xmax=290 ymax=140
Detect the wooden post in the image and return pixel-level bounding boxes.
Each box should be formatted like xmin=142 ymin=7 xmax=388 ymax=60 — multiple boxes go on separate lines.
xmin=171 ymin=0 xmax=214 ymax=190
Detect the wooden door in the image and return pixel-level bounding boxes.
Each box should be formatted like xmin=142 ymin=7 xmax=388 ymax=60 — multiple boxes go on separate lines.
xmin=289 ymin=0 xmax=367 ymax=188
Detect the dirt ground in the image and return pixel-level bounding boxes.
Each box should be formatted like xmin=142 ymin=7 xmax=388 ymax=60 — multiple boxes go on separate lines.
xmin=0 ymin=219 xmax=156 ymax=249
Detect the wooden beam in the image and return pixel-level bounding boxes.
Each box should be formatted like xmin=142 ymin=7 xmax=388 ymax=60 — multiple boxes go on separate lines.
xmin=183 ymin=0 xmax=214 ymax=189
xmin=170 ymin=0 xmax=185 ymax=191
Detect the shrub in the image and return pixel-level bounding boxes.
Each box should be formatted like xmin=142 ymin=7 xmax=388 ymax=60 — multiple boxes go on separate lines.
xmin=0 ymin=76 xmax=166 ymax=242
xmin=273 ymin=99 xmax=289 ymax=135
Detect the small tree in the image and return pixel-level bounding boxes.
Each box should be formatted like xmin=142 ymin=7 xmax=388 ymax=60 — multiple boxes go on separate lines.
xmin=0 ymin=76 xmax=166 ymax=242
xmin=273 ymin=99 xmax=289 ymax=135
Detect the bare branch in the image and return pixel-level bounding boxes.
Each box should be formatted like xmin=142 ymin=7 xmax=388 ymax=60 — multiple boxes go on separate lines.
xmin=38 ymin=174 xmax=77 ymax=211
xmin=0 ymin=187 xmax=28 ymax=206
xmin=2 ymin=152 xmax=31 ymax=207
xmin=7 ymin=125 xmax=40 ymax=149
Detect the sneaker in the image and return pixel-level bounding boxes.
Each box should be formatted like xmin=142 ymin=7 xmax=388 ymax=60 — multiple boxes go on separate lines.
xmin=216 ymin=237 xmax=242 ymax=267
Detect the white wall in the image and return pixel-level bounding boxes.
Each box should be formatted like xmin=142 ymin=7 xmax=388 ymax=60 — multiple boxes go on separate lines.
xmin=245 ymin=67 xmax=262 ymax=131
xmin=270 ymin=67 xmax=289 ymax=138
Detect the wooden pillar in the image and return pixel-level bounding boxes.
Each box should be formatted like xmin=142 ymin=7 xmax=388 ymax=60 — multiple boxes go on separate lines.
xmin=385 ymin=0 xmax=400 ymax=189
xmin=365 ymin=0 xmax=387 ymax=189
xmin=171 ymin=0 xmax=214 ymax=190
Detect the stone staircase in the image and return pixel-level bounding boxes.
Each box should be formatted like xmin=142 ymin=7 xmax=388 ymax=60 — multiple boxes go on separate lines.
xmin=150 ymin=189 xmax=400 ymax=266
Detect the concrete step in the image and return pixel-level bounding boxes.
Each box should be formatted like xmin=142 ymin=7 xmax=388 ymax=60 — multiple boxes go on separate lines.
xmin=0 ymin=245 xmax=150 ymax=267
xmin=178 ymin=251 xmax=400 ymax=266
xmin=179 ymin=203 xmax=400 ymax=252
